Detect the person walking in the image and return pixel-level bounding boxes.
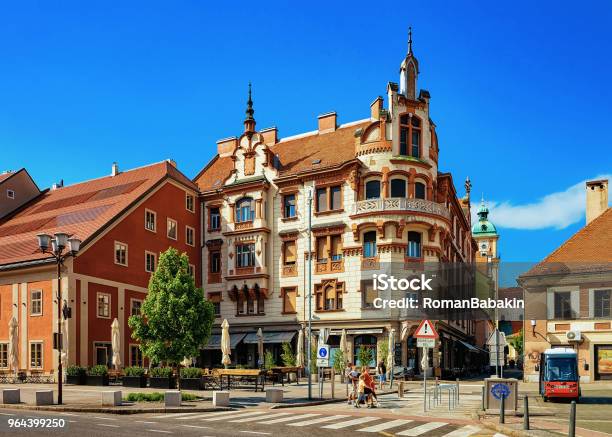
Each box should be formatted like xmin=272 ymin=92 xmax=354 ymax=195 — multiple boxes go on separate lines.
xmin=361 ymin=366 xmax=379 ymax=407
xmin=376 ymin=360 xmax=387 ymax=388
xmin=346 ymin=365 xmax=360 ymax=405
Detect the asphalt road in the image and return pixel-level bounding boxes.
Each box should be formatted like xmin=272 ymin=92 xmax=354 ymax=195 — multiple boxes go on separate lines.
xmin=0 ymin=407 xmax=501 ymax=437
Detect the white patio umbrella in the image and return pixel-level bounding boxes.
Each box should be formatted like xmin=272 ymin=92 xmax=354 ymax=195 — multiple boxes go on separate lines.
xmin=256 ymin=328 xmax=264 ymax=368
xmin=60 ymin=318 xmax=69 ymax=369
xmin=181 ymin=357 xmax=192 ymax=367
xmin=296 ymin=329 xmax=304 ymax=368
xmin=8 ymin=317 xmax=18 ymax=375
xmin=111 ymin=318 xmax=121 ymax=370
xmin=387 ymin=329 xmax=395 ymax=387
xmin=221 ymin=319 xmax=231 ymax=368
xmin=340 ymin=328 xmax=348 ymax=392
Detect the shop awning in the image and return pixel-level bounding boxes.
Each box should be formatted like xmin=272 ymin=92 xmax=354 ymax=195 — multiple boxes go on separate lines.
xmin=458 ymin=340 xmax=479 ymax=353
xmin=243 ymin=331 xmax=296 ymax=344
xmin=203 ymin=333 xmax=246 ymax=350
xmin=330 ymin=328 xmax=384 ymax=336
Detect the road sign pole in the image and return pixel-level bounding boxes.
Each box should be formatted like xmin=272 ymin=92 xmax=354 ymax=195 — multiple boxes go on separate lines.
xmin=422 ymin=346 xmax=428 ymax=412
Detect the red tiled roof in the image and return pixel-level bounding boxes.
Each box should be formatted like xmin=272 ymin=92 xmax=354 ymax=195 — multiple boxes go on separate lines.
xmin=521 ymin=208 xmax=612 ymax=277
xmin=195 ymin=120 xmax=370 ymax=192
xmin=0 ymin=160 xmax=194 ymax=267
xmin=0 ymin=170 xmax=20 ymax=183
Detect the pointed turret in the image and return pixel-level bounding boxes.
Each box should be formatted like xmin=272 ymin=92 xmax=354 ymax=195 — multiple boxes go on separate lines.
xmin=399 ymin=26 xmax=419 ymax=99
xmin=244 ymin=82 xmax=256 ymax=134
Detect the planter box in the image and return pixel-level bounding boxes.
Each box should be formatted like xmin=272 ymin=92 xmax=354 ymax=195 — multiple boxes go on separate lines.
xmin=149 ymin=377 xmax=176 ymax=389
xmin=66 ymin=374 xmax=86 ymax=385
xmin=86 ymin=375 xmax=109 ymax=386
xmin=122 ymin=375 xmax=147 ymax=388
xmin=179 ymin=378 xmax=202 ymax=390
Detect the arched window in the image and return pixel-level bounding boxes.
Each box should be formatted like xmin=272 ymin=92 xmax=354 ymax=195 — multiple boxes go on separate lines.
xmin=407 ymin=231 xmax=422 ymax=258
xmin=390 ymin=178 xmax=406 ymax=198
xmin=415 ymin=182 xmax=426 ymax=199
xmin=365 ymin=180 xmax=381 ymax=199
xmin=353 ymin=335 xmax=377 ymax=367
xmin=236 ymin=197 xmax=254 ymax=222
xmin=363 ymin=231 xmax=377 ymax=258
xmin=399 ymin=115 xmax=421 ymax=158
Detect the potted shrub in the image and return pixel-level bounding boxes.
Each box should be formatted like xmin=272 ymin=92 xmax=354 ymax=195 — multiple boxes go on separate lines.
xmin=66 ymin=365 xmax=86 ymax=385
xmin=122 ymin=366 xmax=147 ymax=388
xmin=179 ymin=367 xmax=202 ymax=390
xmin=149 ymin=367 xmax=175 ymax=389
xmin=86 ymin=365 xmax=109 ymax=386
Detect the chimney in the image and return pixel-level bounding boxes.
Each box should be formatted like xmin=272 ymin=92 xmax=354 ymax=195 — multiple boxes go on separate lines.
xmin=216 ymin=137 xmax=238 ymax=158
xmin=260 ymin=127 xmax=278 ymax=146
xmin=111 ymin=162 xmax=119 ymax=176
xmin=370 ymin=97 xmax=383 ymax=120
xmin=318 ymin=112 xmax=337 ymax=134
xmin=586 ymin=179 xmax=608 ymax=224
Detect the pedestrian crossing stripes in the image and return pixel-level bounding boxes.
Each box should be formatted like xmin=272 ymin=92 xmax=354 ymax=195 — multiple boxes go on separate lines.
xmin=257 ymin=413 xmax=319 ymax=424
xmin=397 ymin=422 xmax=447 ymax=436
xmin=322 ymin=416 xmax=379 ymax=429
xmin=358 ymin=419 xmax=413 ymax=432
xmin=230 ymin=412 xmax=292 ymax=423
xmin=152 ymin=410 xmax=504 ymax=436
xmin=288 ymin=415 xmax=349 ymax=427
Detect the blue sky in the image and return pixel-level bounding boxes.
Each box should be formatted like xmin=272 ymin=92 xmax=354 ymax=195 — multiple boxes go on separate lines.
xmin=1 ymin=1 xmax=610 ymax=264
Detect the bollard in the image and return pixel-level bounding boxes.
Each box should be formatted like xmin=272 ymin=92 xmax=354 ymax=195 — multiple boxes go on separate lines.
xmin=331 ymin=368 xmax=335 ymax=399
xmin=523 ymin=396 xmax=530 ymax=430
xmin=456 ymin=378 xmax=460 ymax=403
xmin=569 ymin=400 xmax=576 ymax=437
xmin=499 ymin=395 xmax=505 ymax=424
xmin=481 ymin=386 xmax=485 ymax=411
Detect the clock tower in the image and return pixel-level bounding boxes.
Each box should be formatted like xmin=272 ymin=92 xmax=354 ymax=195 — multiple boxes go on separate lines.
xmin=472 ymin=198 xmax=499 ymax=265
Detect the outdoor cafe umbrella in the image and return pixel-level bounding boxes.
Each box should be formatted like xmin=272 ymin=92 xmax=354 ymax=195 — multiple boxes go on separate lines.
xmin=256 ymin=328 xmax=264 ymax=368
xmin=296 ymin=329 xmax=304 ymax=368
xmin=60 ymin=318 xmax=69 ymax=369
xmin=387 ymin=329 xmax=395 ymax=388
xmin=8 ymin=316 xmax=18 ymax=375
xmin=221 ymin=319 xmax=231 ymax=368
xmin=111 ymin=318 xmax=122 ymax=370
xmin=340 ymin=328 xmax=348 ymax=394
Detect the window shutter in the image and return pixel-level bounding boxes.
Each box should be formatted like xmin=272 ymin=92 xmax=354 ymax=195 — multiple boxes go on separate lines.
xmin=285 ymin=241 xmax=296 ymax=263
xmin=316 ymin=188 xmax=327 ymax=212
xmin=589 ymin=289 xmax=595 ymax=319
xmin=331 ymin=186 xmax=342 ymax=209
xmin=571 ymin=289 xmax=580 ymax=319
xmin=547 ymin=291 xmax=554 ymax=319
xmin=317 ymin=237 xmax=327 ymax=260
xmin=331 ymin=235 xmax=342 ymax=256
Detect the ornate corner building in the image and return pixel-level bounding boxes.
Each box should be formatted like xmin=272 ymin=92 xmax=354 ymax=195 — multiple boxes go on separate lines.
xmin=194 ymin=35 xmax=480 ymax=374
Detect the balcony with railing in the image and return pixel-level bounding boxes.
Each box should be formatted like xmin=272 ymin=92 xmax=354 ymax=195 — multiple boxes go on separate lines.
xmin=352 ymin=197 xmax=450 ymax=219
xmin=314 ymin=257 xmax=344 ymax=274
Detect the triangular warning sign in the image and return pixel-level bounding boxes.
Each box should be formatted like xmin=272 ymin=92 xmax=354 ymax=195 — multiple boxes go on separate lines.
xmin=414 ymin=319 xmax=439 ymax=339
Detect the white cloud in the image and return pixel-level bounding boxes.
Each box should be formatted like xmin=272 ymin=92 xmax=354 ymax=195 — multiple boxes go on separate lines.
xmin=472 ymin=174 xmax=611 ymax=230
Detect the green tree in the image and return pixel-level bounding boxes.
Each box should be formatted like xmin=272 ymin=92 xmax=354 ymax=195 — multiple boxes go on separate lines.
xmin=357 ymin=347 xmax=374 ymax=368
xmin=378 ymin=339 xmax=389 ymax=367
xmin=128 ymin=248 xmax=214 ymax=389
xmin=280 ymin=343 xmax=296 ymax=367
xmin=509 ymin=329 xmax=524 ymax=359
xmin=333 ymin=349 xmax=345 ymax=375
xmin=264 ymin=350 xmax=276 ymax=369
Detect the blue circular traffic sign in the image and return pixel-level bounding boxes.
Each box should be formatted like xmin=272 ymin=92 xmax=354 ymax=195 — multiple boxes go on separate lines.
xmin=491 ymin=383 xmax=511 ymax=400
xmin=318 ymin=347 xmax=327 ymax=358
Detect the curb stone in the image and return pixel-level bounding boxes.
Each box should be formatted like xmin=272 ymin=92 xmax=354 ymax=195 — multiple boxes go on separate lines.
xmin=0 ymin=404 xmax=234 ymax=415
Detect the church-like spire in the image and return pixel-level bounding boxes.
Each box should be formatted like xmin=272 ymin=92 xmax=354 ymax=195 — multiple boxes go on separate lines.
xmin=408 ymin=26 xmax=413 ymax=55
xmin=400 ymin=26 xmax=419 ymax=99
xmin=244 ymin=82 xmax=256 ymax=134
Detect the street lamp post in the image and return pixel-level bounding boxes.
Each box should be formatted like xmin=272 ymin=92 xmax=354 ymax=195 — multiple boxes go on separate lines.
xmin=36 ymin=232 xmax=81 ymax=405
xmin=307 ymin=188 xmax=313 ymax=400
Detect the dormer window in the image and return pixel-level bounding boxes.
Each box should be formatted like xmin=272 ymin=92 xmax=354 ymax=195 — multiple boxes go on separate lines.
xmin=399 ymin=114 xmax=421 ymax=158
xmin=236 ymin=197 xmax=255 ymax=223
xmin=7 ymin=189 xmax=15 ymax=199
xmin=365 ymin=180 xmax=381 ymax=200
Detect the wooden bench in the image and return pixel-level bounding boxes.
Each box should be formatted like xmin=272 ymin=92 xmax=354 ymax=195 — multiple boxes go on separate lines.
xmin=213 ymin=369 xmax=266 ymax=392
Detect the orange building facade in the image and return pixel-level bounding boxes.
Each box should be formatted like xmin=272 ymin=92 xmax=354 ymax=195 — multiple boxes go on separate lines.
xmin=0 ymin=161 xmax=200 ymax=374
